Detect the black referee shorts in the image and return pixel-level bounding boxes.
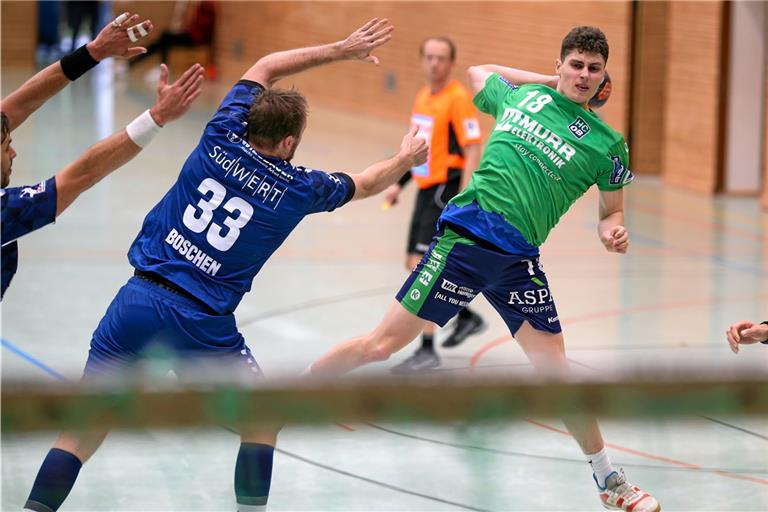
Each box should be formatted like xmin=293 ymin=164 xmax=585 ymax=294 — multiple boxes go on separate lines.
xmin=407 ymin=173 xmax=461 ymax=255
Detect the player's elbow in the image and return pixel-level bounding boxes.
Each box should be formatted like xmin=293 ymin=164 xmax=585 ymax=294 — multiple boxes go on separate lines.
xmin=467 ymin=66 xmax=486 ymax=90
xmin=467 ymin=66 xmax=489 ymax=87
xmin=244 ymin=58 xmax=277 ymax=87
xmin=467 ymin=66 xmax=479 ymax=83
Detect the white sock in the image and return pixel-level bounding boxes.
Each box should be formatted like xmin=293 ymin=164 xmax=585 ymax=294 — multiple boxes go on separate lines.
xmin=587 ymin=447 xmax=615 ymax=488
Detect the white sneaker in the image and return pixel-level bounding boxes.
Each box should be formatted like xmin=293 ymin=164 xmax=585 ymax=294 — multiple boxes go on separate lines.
xmin=596 ymin=470 xmax=660 ymax=512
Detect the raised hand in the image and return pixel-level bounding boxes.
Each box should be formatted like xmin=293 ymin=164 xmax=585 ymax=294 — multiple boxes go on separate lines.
xmin=339 ymin=18 xmax=394 ymax=65
xmin=149 ymin=64 xmax=205 ymax=126
xmin=383 ymin=184 xmax=402 ymax=208
xmin=600 ymin=225 xmax=629 ymax=254
xmin=400 ymin=126 xmax=428 ymax=167
xmin=726 ymin=321 xmax=768 ymax=353
xmin=86 ymin=12 xmax=154 ymax=61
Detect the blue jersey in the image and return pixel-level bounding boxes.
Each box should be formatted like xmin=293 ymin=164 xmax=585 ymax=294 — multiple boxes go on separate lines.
xmin=128 ymin=81 xmax=355 ymax=314
xmin=1 ymin=177 xmax=58 ymax=298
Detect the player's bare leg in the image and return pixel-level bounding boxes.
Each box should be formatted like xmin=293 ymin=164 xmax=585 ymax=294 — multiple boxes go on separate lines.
xmin=514 ymin=321 xmax=659 ymax=512
xmin=52 ymin=429 xmax=110 ymax=463
xmin=312 ymin=300 xmax=428 ymax=377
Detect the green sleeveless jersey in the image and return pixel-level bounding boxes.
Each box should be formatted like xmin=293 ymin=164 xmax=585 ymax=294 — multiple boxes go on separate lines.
xmin=440 ymin=74 xmax=633 ymax=251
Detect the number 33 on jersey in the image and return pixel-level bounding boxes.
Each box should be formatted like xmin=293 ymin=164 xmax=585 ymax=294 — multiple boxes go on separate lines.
xmin=128 ymin=81 xmax=355 ymax=314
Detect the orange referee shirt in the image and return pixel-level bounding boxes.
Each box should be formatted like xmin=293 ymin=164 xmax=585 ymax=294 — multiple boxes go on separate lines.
xmin=410 ymin=80 xmax=482 ymax=189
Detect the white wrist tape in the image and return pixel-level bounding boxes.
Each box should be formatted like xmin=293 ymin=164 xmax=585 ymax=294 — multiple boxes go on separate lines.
xmin=126 ymin=109 xmax=161 ymax=148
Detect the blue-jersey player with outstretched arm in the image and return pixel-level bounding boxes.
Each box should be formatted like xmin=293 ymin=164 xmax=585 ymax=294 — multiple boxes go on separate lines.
xmin=1 ymin=11 xmax=165 ymax=299
xmin=24 ymin=18 xmax=428 ymax=512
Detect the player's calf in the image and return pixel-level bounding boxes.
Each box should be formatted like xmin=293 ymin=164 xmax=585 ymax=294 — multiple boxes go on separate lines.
xmin=235 ymin=443 xmax=274 ymax=512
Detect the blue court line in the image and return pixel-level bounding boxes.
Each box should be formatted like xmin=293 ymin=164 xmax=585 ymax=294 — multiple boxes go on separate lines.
xmin=1 ymin=338 xmax=68 ymax=381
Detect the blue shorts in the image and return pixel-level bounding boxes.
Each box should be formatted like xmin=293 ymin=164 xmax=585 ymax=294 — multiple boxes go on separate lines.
xmin=83 ymin=276 xmax=261 ymax=379
xmin=396 ymin=227 xmax=562 ymax=335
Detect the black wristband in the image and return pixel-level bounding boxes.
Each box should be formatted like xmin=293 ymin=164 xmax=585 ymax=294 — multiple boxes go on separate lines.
xmin=398 ymin=171 xmax=412 ymax=188
xmin=761 ymin=321 xmax=768 ymax=345
xmin=60 ymin=44 xmax=99 ymax=81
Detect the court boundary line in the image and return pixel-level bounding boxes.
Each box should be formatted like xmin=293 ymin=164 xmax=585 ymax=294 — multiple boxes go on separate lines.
xmin=276 ymin=448 xmax=492 ymax=512
xmin=699 ymin=416 xmax=768 ymax=442
xmin=1 ymin=339 xmax=67 ymax=381
xmin=365 ymin=422 xmax=768 ymax=475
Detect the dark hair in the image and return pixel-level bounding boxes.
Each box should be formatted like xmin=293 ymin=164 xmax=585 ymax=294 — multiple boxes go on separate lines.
xmin=247 ymin=88 xmax=308 ymax=150
xmin=560 ymin=26 xmax=609 ymax=63
xmin=1 ymin=112 xmax=9 ymax=143
xmin=419 ymin=36 xmax=456 ymax=61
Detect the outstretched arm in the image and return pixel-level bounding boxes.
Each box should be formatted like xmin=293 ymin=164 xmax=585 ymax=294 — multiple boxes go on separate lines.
xmin=467 ymin=65 xmax=558 ymax=95
xmin=0 ymin=13 xmax=153 ymax=131
xmin=55 ymin=64 xmax=204 ymax=216
xmin=242 ymin=18 xmax=393 ymax=87
xmin=597 ymin=189 xmax=628 ymax=254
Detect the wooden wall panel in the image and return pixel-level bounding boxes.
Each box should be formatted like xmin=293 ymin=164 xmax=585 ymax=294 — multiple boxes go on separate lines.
xmin=1 ymin=1 xmax=37 ymax=67
xmin=763 ymin=66 xmax=768 ymax=209
xmin=215 ymin=1 xmax=632 ymax=135
xmin=631 ymin=1 xmax=667 ymax=175
xmin=662 ymin=1 xmax=725 ymax=194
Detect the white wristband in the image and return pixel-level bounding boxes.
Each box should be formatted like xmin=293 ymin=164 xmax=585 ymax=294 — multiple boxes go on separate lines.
xmin=126 ymin=109 xmax=161 ymax=148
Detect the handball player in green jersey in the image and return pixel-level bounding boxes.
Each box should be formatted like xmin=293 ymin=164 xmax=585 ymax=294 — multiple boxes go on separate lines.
xmin=309 ymin=26 xmax=659 ymax=512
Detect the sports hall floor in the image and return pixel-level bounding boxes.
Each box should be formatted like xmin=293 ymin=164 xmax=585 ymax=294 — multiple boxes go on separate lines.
xmin=2 ymin=64 xmax=767 ymax=511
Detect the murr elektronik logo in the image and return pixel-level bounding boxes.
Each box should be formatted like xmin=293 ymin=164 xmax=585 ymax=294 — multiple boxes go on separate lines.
xmin=568 ymin=117 xmax=591 ymax=139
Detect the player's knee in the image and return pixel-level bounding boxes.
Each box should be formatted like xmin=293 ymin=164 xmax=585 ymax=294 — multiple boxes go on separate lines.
xmin=241 ymin=429 xmax=279 ymax=446
xmin=367 ymin=343 xmax=395 ymax=362
xmin=530 ymin=353 xmax=571 ymax=377
xmin=53 ymin=431 xmax=104 ymax=464
xmin=361 ymin=335 xmax=396 ymax=363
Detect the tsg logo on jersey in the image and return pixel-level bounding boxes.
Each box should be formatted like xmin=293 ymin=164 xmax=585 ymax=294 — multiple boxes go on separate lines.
xmin=568 ymin=117 xmax=591 ymax=139
xmin=20 ymin=181 xmax=46 ymax=199
xmin=227 ymin=131 xmax=242 ymax=144
xmin=609 ymin=155 xmax=634 ymax=185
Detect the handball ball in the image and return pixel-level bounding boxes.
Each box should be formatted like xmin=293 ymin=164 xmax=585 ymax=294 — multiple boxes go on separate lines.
xmin=588 ymin=72 xmax=611 ymax=109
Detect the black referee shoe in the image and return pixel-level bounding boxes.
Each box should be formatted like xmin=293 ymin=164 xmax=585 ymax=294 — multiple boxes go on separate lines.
xmin=442 ymin=311 xmax=486 ymax=348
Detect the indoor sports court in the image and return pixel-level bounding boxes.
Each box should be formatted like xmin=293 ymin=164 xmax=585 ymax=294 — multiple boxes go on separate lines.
xmin=2 ymin=2 xmax=767 ymax=511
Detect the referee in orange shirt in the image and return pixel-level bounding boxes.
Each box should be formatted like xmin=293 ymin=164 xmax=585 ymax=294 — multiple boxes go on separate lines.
xmin=384 ymin=37 xmax=485 ymax=373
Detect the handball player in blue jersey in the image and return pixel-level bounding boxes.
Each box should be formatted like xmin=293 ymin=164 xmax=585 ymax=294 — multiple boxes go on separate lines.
xmin=25 ymin=18 xmax=427 ymax=512
xmin=0 ymin=11 xmax=195 ymax=298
